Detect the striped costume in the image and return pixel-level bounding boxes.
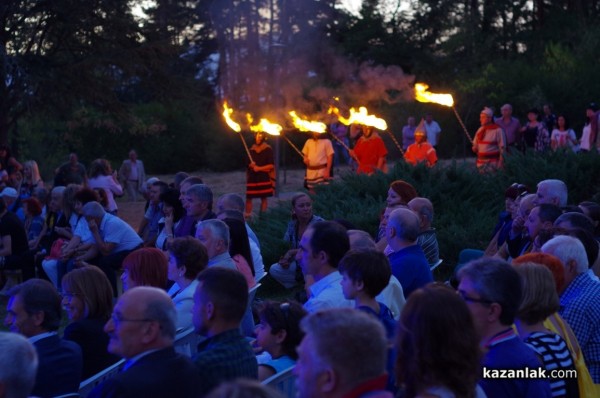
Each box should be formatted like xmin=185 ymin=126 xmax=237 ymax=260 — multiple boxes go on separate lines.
xmin=473 ymin=123 xmax=506 ymax=170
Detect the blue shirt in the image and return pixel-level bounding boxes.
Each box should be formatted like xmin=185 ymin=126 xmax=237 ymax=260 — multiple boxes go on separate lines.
xmin=559 ymin=271 xmax=600 ymax=383
xmin=387 ymin=244 xmax=432 ymax=298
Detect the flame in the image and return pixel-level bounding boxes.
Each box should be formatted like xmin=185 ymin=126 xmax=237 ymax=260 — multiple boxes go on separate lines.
xmin=289 ymin=111 xmax=327 ymax=133
xmin=414 ymin=83 xmax=454 ymax=107
xmin=247 ymin=115 xmax=282 ymax=136
xmin=222 ymin=101 xmax=241 ymax=132
xmin=328 ymin=106 xmax=388 ymax=130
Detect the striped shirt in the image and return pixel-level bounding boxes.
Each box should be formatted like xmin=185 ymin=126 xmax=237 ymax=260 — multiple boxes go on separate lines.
xmin=525 ymin=332 xmax=579 ymax=398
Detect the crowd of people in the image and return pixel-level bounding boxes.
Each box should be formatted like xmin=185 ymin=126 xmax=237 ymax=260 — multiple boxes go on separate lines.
xmin=0 ymin=139 xmax=600 ymax=398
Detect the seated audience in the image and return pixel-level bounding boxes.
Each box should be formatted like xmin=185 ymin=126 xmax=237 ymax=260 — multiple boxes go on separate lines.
xmin=396 ymin=283 xmax=484 ymax=398
xmin=385 ymin=207 xmax=432 ymax=298
xmin=89 ymin=287 xmax=200 ymax=398
xmin=121 ymin=247 xmax=168 ymax=292
xmin=22 ymin=197 xmax=45 ymax=249
xmin=513 ymin=262 xmax=579 ymax=397
xmin=0 ymin=331 xmax=38 ymax=398
xmin=61 ymin=266 xmax=119 ymax=379
xmin=408 ymin=197 xmax=440 ymax=266
xmin=192 ymin=267 xmax=258 ymax=395
xmin=155 ymin=188 xmax=185 ymax=251
xmin=5 ymin=279 xmax=82 ymax=397
xmin=254 ymin=301 xmax=307 ymax=381
xmin=457 ymin=258 xmax=552 ymax=397
xmin=166 ymin=236 xmax=208 ymax=330
xmin=295 ymin=221 xmax=353 ymax=312
xmin=295 ymin=308 xmax=392 ymax=398
xmin=87 ymin=159 xmax=123 ymax=215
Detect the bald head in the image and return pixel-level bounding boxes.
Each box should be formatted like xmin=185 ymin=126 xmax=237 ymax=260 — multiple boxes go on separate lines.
xmin=408 ymin=197 xmax=434 ymax=230
xmin=386 ymin=208 xmax=420 ymax=250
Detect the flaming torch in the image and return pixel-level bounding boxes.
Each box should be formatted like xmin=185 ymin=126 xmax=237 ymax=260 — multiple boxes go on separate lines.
xmin=222 ymin=102 xmax=254 ymax=162
xmin=286 ymin=111 xmax=326 ymax=159
xmin=414 ymin=83 xmax=473 ymax=144
xmin=328 ymin=106 xmax=404 ymax=155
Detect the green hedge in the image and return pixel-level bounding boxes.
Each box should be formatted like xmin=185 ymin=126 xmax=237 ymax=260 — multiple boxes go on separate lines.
xmin=251 ymin=150 xmax=600 ymax=281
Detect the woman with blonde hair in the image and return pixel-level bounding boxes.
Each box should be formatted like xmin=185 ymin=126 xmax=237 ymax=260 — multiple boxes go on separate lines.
xmin=61 ymin=266 xmax=119 ymax=379
xmin=21 ymin=160 xmax=44 ymax=198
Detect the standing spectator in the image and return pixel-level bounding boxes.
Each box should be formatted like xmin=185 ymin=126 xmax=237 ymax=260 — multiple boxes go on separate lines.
xmin=580 ymin=103 xmax=598 ymax=152
xmin=401 ymin=116 xmax=417 ymax=150
xmin=245 ymin=132 xmax=274 ymax=218
xmin=54 ymin=153 xmax=87 ymax=186
xmin=351 ymin=126 xmax=388 ymax=175
xmin=543 ymin=104 xmax=558 ymax=132
xmin=88 ymin=159 xmax=123 ymax=216
xmin=551 ymin=115 xmax=578 ymax=151
xmin=472 ymin=107 xmax=506 ymax=170
xmin=302 ymin=132 xmax=334 ymax=191
xmin=5 ymin=279 xmax=82 ymax=397
xmin=424 ymin=113 xmax=442 ymax=147
xmin=118 ymin=149 xmax=146 ymax=202
xmin=495 ymin=104 xmax=522 ymax=149
xmin=330 ymin=122 xmax=351 ymax=167
xmin=521 ymin=108 xmax=550 ymax=152
xmin=89 ymin=287 xmax=200 ymax=398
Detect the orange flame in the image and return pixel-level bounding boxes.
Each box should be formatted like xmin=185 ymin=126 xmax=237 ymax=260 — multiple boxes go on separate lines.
xmin=328 ymin=106 xmax=388 ymax=130
xmin=246 ymin=114 xmax=282 ymax=136
xmin=222 ymin=101 xmax=242 ymax=132
xmin=414 ymin=83 xmax=454 ymax=107
xmin=289 ymin=111 xmax=327 ymax=133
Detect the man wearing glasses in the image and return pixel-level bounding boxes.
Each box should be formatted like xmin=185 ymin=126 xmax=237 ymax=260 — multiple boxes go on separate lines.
xmin=457 ymin=258 xmax=552 ymax=398
xmin=89 ymin=286 xmax=200 ymax=398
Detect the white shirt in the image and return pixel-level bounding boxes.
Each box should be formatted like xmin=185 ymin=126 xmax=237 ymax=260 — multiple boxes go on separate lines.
xmin=304 ymin=271 xmax=353 ymax=313
xmin=425 ymin=120 xmax=442 ymax=146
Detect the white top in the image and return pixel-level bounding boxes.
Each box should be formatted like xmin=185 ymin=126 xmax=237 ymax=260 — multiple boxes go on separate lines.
xmin=424 ymin=120 xmax=442 ymax=146
xmin=302 ymin=138 xmax=334 ymax=166
xmin=304 ymin=271 xmax=354 ymax=313
xmin=580 ymin=124 xmax=592 ymax=150
xmin=167 ymin=279 xmax=199 ymax=330
xmin=376 ymin=275 xmax=406 ymax=320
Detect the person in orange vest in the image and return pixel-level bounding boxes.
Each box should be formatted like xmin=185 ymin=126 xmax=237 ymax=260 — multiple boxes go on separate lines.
xmin=404 ymin=129 xmax=437 ymax=167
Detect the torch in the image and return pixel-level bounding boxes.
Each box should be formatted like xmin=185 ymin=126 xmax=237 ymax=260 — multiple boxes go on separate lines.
xmin=222 ymin=102 xmax=254 ymax=163
xmin=414 ymin=83 xmax=474 ymax=144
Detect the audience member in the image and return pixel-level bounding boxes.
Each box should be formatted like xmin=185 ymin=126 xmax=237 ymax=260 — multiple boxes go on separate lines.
xmin=424 ymin=113 xmax=442 ymax=147
xmin=295 ymin=221 xmax=353 ymax=312
xmin=207 ymin=379 xmax=284 ymax=398
xmin=185 ymin=183 xmax=216 ymax=235
xmin=386 ymin=180 xmax=418 ymax=207
xmin=0 ymin=331 xmax=38 ymax=398
xmin=118 ymin=149 xmax=146 ymax=202
xmin=175 ymin=176 xmax=205 ymax=238
xmin=385 ymin=208 xmax=432 ymax=298
xmin=495 ymin=103 xmax=522 ymax=148
xmin=82 ymin=201 xmax=143 ymax=294
xmin=138 ymin=180 xmax=168 ymax=247
xmin=155 ymin=188 xmax=185 ymax=251
xmin=513 ymin=262 xmax=579 ymax=397
xmin=295 ymin=308 xmax=392 ymax=398
xmin=269 ymin=193 xmax=323 ymax=289
xmin=54 ymin=153 xmax=87 ymax=186
xmin=408 ymin=197 xmax=440 ymax=266
xmin=535 ymin=179 xmax=568 ymax=207
xmin=542 ymin=236 xmax=600 ymax=383
xmin=0 ymin=197 xmax=32 ymax=289
xmin=171 ymin=171 xmax=189 ymax=191
xmin=485 ymin=183 xmax=529 ymax=256
xmin=5 ymin=279 xmax=82 ymax=397
xmin=21 ymin=160 xmax=44 ymax=199
xmin=255 ymin=301 xmax=307 ymax=381
xmin=121 ymin=248 xmax=168 ymax=291
xmin=166 ymin=236 xmax=208 ymax=330
xmin=457 ymin=258 xmax=552 ymax=397
xmin=195 ymin=219 xmax=237 ymax=271
xmin=192 ymin=267 xmax=258 ymax=394
xmin=61 ymin=266 xmax=119 ymax=379
xmin=396 ymin=283 xmax=484 ymax=398
xmin=401 ymin=116 xmax=417 ymax=150
xmin=89 ymin=286 xmax=200 ymax=398
xmin=521 ymin=108 xmax=550 ymax=152
xmin=88 ymin=159 xmax=123 ymax=215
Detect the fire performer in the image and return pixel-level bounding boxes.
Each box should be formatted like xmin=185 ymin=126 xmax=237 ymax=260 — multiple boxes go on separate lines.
xmin=245 ymin=132 xmax=274 ymax=218
xmin=302 ymin=131 xmax=334 ymax=191
xmin=350 ymin=126 xmax=388 ymax=175
xmin=404 ymin=130 xmax=437 ymax=167
xmin=472 ymin=107 xmax=507 ymax=170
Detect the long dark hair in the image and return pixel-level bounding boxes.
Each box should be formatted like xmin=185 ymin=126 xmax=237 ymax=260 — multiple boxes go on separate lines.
xmin=222 ymin=217 xmax=255 ymax=275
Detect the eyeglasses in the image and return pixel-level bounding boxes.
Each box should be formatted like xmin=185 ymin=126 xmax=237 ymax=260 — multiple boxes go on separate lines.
xmin=457 ymin=290 xmax=493 ymax=305
xmin=110 ymin=313 xmax=154 ymax=326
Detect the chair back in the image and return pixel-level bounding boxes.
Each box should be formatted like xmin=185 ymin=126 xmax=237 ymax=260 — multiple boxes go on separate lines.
xmin=78 ymin=359 xmax=125 ymax=397
xmin=262 ymin=365 xmax=296 ymax=398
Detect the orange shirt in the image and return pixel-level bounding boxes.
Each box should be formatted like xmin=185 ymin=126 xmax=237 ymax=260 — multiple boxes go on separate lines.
xmin=404 ymin=142 xmax=437 ymax=166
